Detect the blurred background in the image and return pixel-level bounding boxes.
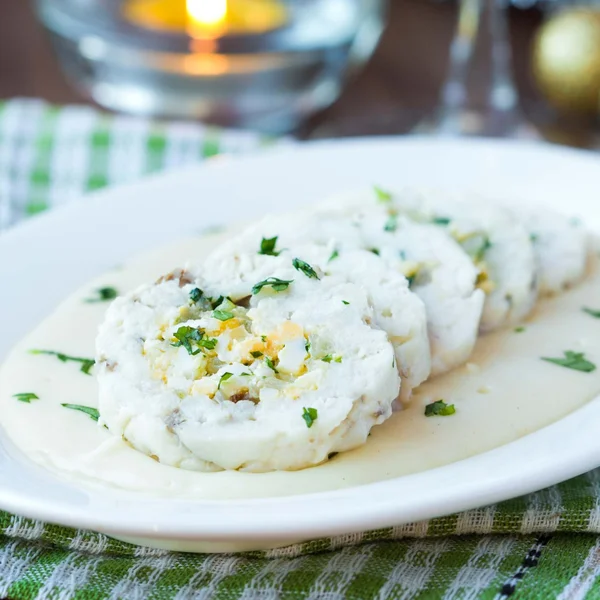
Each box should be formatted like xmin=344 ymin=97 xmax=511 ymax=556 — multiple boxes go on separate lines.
xmin=0 ymin=0 xmax=599 ymax=226
xmin=4 ymin=0 xmax=600 ymax=142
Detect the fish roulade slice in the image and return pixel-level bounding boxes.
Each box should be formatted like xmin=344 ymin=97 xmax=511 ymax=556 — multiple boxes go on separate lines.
xmin=96 ymin=263 xmax=400 ymax=473
xmin=513 ymin=208 xmax=589 ymax=295
xmin=205 ymin=231 xmax=431 ymax=399
xmin=334 ymin=188 xmax=539 ymax=333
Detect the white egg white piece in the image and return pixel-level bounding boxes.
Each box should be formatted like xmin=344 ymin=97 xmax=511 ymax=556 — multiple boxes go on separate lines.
xmin=205 ymin=226 xmax=431 ymax=398
xmin=512 ymin=208 xmax=589 ymax=295
xmin=331 ymin=187 xmax=538 ymax=332
xmin=96 ymin=265 xmax=400 ymax=473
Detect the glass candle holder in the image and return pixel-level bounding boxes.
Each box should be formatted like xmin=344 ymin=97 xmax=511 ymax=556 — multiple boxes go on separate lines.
xmin=36 ymin=0 xmax=385 ymax=133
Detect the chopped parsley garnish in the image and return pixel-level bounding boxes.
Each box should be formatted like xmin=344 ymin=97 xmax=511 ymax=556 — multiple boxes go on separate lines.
xmin=252 ymin=277 xmax=293 ymax=295
xmin=259 ymin=236 xmax=281 ymax=256
xmin=210 ymin=295 xmax=225 ymax=309
xmin=13 ymin=392 xmax=39 ymax=403
xmin=370 ymin=248 xmax=380 ymax=256
xmin=218 ymin=372 xmax=234 ymax=389
xmin=189 ymin=287 xmax=204 ymax=303
xmin=530 ymin=233 xmax=539 ymax=243
xmin=583 ymin=307 xmax=600 ymax=318
xmin=305 ymin=340 xmax=311 ymax=353
xmin=61 ymin=403 xmax=100 ymax=421
xmin=321 ymin=354 xmax=342 ymax=363
xmin=302 ymin=407 xmax=318 ymax=428
xmin=406 ymin=273 xmax=417 ymax=288
xmin=374 ymin=185 xmax=392 ymax=203
xmin=514 ymin=326 xmax=526 ymax=333
xmin=213 ymin=310 xmax=234 ymax=321
xmin=265 ymin=356 xmax=278 ymax=373
xmin=292 ymin=258 xmax=319 ymax=280
xmin=261 ymin=335 xmax=267 ymax=342
xmin=541 ymin=350 xmax=596 ymax=373
xmin=424 ymin=400 xmax=456 ymax=417
xmin=171 ymin=326 xmax=216 ymax=355
xmin=328 ymin=249 xmax=339 ymax=262
xmin=431 ymin=217 xmax=451 ymax=226
xmin=384 ymin=214 xmax=398 ymax=232
xmin=85 ymin=287 xmax=118 ymax=303
xmin=250 ymin=351 xmax=263 ymax=358
xmin=30 ymin=350 xmax=95 ymax=375
xmin=473 ymin=237 xmax=492 ymax=262
xmin=200 ymin=337 xmax=218 ymax=350
xmin=460 ymin=233 xmax=492 ymax=263
xmin=342 ymin=300 xmax=350 ymax=305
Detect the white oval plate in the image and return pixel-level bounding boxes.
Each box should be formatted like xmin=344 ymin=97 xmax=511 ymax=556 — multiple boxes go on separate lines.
xmin=1 ymin=137 xmax=600 ymax=553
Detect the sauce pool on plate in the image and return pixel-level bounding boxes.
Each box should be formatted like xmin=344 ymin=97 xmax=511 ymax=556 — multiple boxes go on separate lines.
xmin=1 ymin=232 xmax=600 ymax=500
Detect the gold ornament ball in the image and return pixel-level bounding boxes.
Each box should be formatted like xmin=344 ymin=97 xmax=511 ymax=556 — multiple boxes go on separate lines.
xmin=533 ymin=9 xmax=600 ymax=115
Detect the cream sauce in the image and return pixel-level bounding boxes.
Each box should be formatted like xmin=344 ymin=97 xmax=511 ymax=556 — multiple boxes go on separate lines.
xmin=1 ymin=232 xmax=600 ymax=500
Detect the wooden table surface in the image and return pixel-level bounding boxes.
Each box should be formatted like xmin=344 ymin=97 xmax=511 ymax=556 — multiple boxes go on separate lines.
xmin=0 ymin=0 xmax=594 ymax=143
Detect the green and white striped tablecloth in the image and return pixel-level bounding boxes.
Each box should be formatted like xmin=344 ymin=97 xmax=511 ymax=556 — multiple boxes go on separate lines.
xmin=2 ymin=98 xmax=600 ymax=600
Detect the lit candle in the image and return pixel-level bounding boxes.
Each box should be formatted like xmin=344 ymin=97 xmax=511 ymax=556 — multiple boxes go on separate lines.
xmin=124 ymin=0 xmax=287 ymax=36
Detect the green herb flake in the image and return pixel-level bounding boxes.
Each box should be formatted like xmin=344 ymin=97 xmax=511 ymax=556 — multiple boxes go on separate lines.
xmin=265 ymin=356 xmax=278 ymax=373
xmin=61 ymin=403 xmax=100 ymax=422
xmin=432 ymin=217 xmax=451 ymax=225
xmin=292 ymin=258 xmax=319 ymax=280
xmin=218 ymin=372 xmax=234 ymax=389
xmin=424 ymin=400 xmax=456 ymax=417
xmin=13 ymin=392 xmax=39 ymax=404
xmin=514 ymin=326 xmax=526 ymax=333
xmin=189 ymin=287 xmax=204 ymax=303
xmin=374 ymin=185 xmax=392 ymax=203
xmin=30 ymin=350 xmax=95 ymax=375
xmin=252 ymin=277 xmax=293 ymax=295
xmin=328 ymin=249 xmax=339 ymax=262
xmin=370 ymin=248 xmax=380 ymax=256
xmin=259 ymin=236 xmax=281 ymax=256
xmin=200 ymin=337 xmax=218 ymax=350
xmin=210 ymin=295 xmax=225 ymax=309
xmin=261 ymin=335 xmax=267 ymax=342
xmin=321 ymin=354 xmax=341 ymax=363
xmin=474 ymin=237 xmax=492 ymax=262
xmin=213 ymin=310 xmax=234 ymax=321
xmin=171 ymin=326 xmax=203 ymax=355
xmin=250 ymin=351 xmax=263 ymax=358
xmin=583 ymin=307 xmax=600 ymax=319
xmin=302 ymin=407 xmax=318 ymax=428
xmin=305 ymin=340 xmax=311 ymax=353
xmin=342 ymin=300 xmax=350 ymax=305
xmin=541 ymin=350 xmax=596 ymax=373
xmin=384 ymin=214 xmax=398 ymax=232
xmin=530 ymin=233 xmax=539 ymax=244
xmin=85 ymin=287 xmax=118 ymax=303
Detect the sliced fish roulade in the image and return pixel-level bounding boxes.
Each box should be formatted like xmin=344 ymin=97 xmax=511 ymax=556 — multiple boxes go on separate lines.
xmin=96 ymin=261 xmax=400 ymax=473
xmin=218 ymin=201 xmax=483 ymax=377
xmin=349 ymin=187 xmax=539 ymax=332
xmin=205 ymin=223 xmax=431 ymax=398
xmin=513 ymin=208 xmax=589 ymax=295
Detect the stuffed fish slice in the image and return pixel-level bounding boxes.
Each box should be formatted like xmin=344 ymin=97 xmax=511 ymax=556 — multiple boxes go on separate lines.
xmin=207 ymin=202 xmax=483 ymax=378
xmin=205 ymin=229 xmax=431 ymax=399
xmin=347 ymin=187 xmax=539 ymax=332
xmin=96 ymin=262 xmax=400 ymax=473
xmin=512 ymin=207 xmax=589 ymax=295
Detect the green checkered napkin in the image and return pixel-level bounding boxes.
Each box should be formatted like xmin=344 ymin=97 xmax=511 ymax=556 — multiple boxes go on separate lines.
xmin=1 ymin=99 xmax=600 ymax=599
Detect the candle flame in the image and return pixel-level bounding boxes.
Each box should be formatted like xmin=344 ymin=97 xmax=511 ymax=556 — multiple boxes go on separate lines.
xmin=187 ymin=0 xmax=227 ymax=28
